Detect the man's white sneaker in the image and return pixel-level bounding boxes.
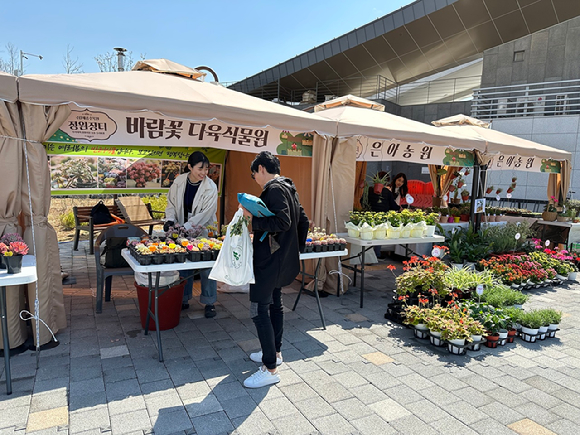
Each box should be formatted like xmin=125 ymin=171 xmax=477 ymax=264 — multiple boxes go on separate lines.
xmin=243 ymin=366 xmax=280 ymax=388
xmin=249 ymin=350 xmax=283 ymax=366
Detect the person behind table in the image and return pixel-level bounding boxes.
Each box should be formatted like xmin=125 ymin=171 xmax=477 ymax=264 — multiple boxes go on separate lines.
xmin=365 ymin=171 xmax=400 ymax=258
xmin=390 ymin=172 xmax=408 ymax=207
xmin=164 ymin=151 xmax=218 ymax=318
xmin=240 ymin=151 xmax=309 ymax=388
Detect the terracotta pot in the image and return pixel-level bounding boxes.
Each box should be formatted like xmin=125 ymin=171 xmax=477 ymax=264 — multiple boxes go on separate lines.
xmin=373 ymin=183 xmax=384 ymax=195
xmin=484 ymin=334 xmax=500 ymax=348
xmin=507 ymin=329 xmax=517 ymax=343
xmin=459 ymin=214 xmax=469 ymax=222
xmin=485 ymin=189 xmax=493 ymax=194
xmin=461 ymin=196 xmax=469 ymax=202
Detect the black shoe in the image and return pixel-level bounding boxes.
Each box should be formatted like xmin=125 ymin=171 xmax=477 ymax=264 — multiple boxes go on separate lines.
xmin=205 ymin=304 xmax=216 ymax=318
xmin=181 ymin=303 xmax=189 ymax=311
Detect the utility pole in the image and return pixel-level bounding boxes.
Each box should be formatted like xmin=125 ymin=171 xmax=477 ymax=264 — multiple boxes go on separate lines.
xmin=18 ymin=50 xmax=43 ymax=76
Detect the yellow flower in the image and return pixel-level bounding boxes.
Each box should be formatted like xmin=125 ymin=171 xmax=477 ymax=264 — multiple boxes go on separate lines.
xmin=197 ymin=243 xmax=204 ymax=250
xmin=169 ymin=243 xmax=176 ymax=249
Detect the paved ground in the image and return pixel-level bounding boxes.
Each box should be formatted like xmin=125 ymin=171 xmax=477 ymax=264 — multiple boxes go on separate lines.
xmin=2 ymin=241 xmax=580 ymax=435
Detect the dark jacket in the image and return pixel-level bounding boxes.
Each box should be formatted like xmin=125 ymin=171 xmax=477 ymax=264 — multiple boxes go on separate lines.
xmin=250 ymin=176 xmax=309 ymax=304
xmin=366 ymin=186 xmax=400 ymax=213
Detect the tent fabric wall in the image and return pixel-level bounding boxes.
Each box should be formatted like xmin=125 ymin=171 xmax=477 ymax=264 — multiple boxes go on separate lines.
xmin=353 ymin=162 xmax=367 ymax=210
xmin=0 ymin=99 xmax=27 ymax=349
xmin=19 ymin=104 xmax=69 ymax=345
xmin=547 ymin=161 xmax=572 ymax=205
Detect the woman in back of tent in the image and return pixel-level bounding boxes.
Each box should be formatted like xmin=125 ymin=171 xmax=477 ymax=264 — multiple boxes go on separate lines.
xmin=389 ymin=173 xmax=408 ymax=207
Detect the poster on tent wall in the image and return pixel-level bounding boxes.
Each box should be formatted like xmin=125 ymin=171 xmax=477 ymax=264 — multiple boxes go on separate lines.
xmin=486 ymin=154 xmax=561 ymax=174
xmin=48 ymin=106 xmax=315 ymax=157
xmin=43 ymin=143 xmax=227 ymax=196
xmin=355 ymin=138 xmax=475 ymax=167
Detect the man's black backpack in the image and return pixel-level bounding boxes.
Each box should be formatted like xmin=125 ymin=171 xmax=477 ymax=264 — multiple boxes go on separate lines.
xmin=90 ymin=201 xmax=114 ymax=225
xmin=103 ymin=237 xmax=129 ymax=268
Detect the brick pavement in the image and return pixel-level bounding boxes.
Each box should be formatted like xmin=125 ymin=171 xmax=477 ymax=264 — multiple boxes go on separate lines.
xmin=1 ymin=240 xmax=580 ymax=434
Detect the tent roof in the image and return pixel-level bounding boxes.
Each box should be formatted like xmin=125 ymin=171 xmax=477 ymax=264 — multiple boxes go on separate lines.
xmin=315 ymin=104 xmax=487 ymax=150
xmin=132 ymin=59 xmax=206 ymax=81
xmin=313 ymin=95 xmax=385 ymax=112
xmin=16 ymin=70 xmax=337 ymax=135
xmin=0 ymin=72 xmax=18 ymax=103
xmin=432 ymin=115 xmax=571 ymax=161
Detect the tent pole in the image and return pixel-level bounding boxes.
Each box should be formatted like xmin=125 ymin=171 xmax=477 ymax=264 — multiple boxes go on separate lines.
xmin=470 ymin=163 xmax=481 ymax=232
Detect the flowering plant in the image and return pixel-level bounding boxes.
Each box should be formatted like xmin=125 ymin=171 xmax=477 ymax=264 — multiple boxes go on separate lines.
xmin=0 ymin=233 xmax=24 ymax=245
xmin=165 ymin=222 xmax=203 ymax=240
xmin=545 ymin=196 xmax=558 ymax=213
xmin=0 ymin=241 xmax=29 ymax=256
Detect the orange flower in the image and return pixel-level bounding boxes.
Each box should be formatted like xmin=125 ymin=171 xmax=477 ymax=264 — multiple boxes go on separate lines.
xmin=387 ymin=265 xmax=396 ymax=271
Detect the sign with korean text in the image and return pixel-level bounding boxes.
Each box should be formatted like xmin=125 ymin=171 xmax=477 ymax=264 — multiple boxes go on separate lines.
xmin=49 ymin=107 xmax=315 ymax=158
xmin=486 ymin=154 xmax=561 ymax=173
xmin=355 ymin=138 xmax=475 ymax=167
xmin=43 ymin=143 xmax=226 ymax=196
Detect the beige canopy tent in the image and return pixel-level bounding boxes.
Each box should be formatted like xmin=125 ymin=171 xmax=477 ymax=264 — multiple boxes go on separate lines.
xmin=432 ymin=115 xmax=572 ymax=205
xmin=0 ymin=64 xmax=345 ymax=350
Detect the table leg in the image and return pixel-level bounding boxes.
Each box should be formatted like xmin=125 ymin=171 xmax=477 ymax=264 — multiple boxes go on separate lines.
xmin=312 ymin=259 xmax=326 ymax=330
xmin=145 ymin=273 xmax=153 ymax=336
xmin=292 ymin=260 xmax=306 ymax=311
xmin=360 ymin=248 xmax=365 ymax=308
xmin=0 ymin=286 xmax=11 ymax=395
xmin=153 ymin=272 xmax=163 ymax=362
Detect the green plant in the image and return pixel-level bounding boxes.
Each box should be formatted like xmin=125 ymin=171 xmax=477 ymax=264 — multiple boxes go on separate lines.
xmin=450 ymin=208 xmax=461 ymax=217
xmin=540 ymin=308 xmax=562 ymax=325
xmin=142 ymin=194 xmax=168 ymax=218
xmin=369 ymin=171 xmax=390 ymax=185
xmin=444 ymin=268 xmax=496 ymax=292
xmin=485 ymin=221 xmax=533 ymax=254
xmin=519 ymin=310 xmax=544 ymax=329
xmin=425 ymin=213 xmax=439 ymax=226
xmin=440 ymin=320 xmax=472 ymax=342
xmin=479 ymin=284 xmax=529 ymax=308
xmin=545 ymin=197 xmax=558 ymax=213
xmin=440 ymin=207 xmax=449 ymax=216
xmin=445 ymin=228 xmax=466 ymax=264
xmin=59 ymin=210 xmax=76 ymax=230
xmin=403 ymin=305 xmax=430 ymax=326
xmin=460 ymin=189 xmax=470 ymax=197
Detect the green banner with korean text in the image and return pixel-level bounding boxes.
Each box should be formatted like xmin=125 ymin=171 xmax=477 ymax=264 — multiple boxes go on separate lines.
xmin=43 ymin=143 xmax=226 ymax=196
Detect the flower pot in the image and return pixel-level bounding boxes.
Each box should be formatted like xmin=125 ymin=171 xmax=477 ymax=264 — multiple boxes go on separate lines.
xmin=469 ymin=335 xmax=482 ymax=351
xmin=538 ymin=325 xmax=548 ymax=340
xmin=461 ymin=196 xmax=469 ymax=202
xmin=521 ymin=326 xmax=539 ymax=342
xmin=165 ymin=253 xmax=176 ymax=264
xmin=189 ymin=251 xmax=201 ymax=262
xmin=347 ymin=228 xmax=360 ymax=238
xmin=557 ymin=216 xmax=571 ymax=222
xmin=0 ymin=256 xmax=4 ymax=270
xmin=547 ymin=324 xmax=559 ymax=338
xmin=387 ymin=228 xmax=401 ymax=239
xmin=447 ymin=338 xmax=466 ymax=355
xmin=424 ymin=225 xmax=436 ymax=237
xmin=151 ymin=255 xmax=165 ymax=265
xmin=556 ymin=274 xmax=567 ymax=280
xmin=410 ymin=229 xmax=424 ymax=238
xmin=4 ymin=255 xmax=23 ymax=274
xmin=314 ymin=245 xmax=322 ymax=252
xmin=450 ymin=198 xmax=461 ymax=204
xmin=453 ymin=217 xmax=460 ymax=223
xmin=498 ymin=329 xmax=508 ymax=346
xmin=202 ymin=251 xmax=213 ymax=261
xmin=542 ymin=211 xmax=557 ymax=222
xmin=136 ymin=254 xmax=152 ymax=266
xmin=459 ymin=214 xmax=469 ymax=222
xmin=507 ymin=329 xmax=517 ymax=343
xmin=373 ymin=229 xmax=387 ymax=240
xmin=415 ymin=323 xmax=428 ymax=330
xmin=440 ymin=216 xmax=449 ymax=224
xmin=373 ymin=183 xmax=384 ymax=195
xmin=174 ymin=252 xmax=188 ymax=263
xmin=429 ymin=330 xmax=444 ymax=347
xmin=414 ymin=326 xmax=429 ymax=339
xmin=360 ymin=231 xmax=373 ymax=240
xmin=485 ymin=189 xmax=493 ymax=195
xmin=448 ymin=216 xmax=454 ymax=223
xmin=484 ymin=334 xmax=499 ymax=348
xmin=401 ymin=229 xmax=411 ymax=238
xmin=568 ymin=272 xmax=577 ymax=281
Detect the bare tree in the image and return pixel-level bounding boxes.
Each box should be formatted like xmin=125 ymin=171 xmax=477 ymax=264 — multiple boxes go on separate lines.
xmin=0 ymin=43 xmax=19 ymax=74
xmin=94 ymin=50 xmax=145 ymax=72
xmin=62 ymin=45 xmax=84 ymax=74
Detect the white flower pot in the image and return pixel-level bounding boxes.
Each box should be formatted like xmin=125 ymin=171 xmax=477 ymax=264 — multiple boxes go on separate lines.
xmin=414 ymin=328 xmax=429 ymax=339
xmin=401 ymin=229 xmax=411 ymax=238
xmin=387 ymin=228 xmax=401 ymax=239
xmin=568 ymin=272 xmax=577 ymax=281
xmin=415 ymin=323 xmax=428 ymax=330
xmin=410 ymin=229 xmax=423 ymax=238
xmin=447 ymin=338 xmax=466 ymax=355
xmin=521 ymin=326 xmax=539 ymax=342
xmin=429 ymin=330 xmax=443 ymax=346
xmin=498 ymin=329 xmax=508 ymax=346
xmin=360 ymin=231 xmax=373 ymax=240
xmin=424 ymin=225 xmax=436 ymax=237
xmin=556 ymin=274 xmax=567 ymax=280
xmin=538 ymin=325 xmax=548 ymax=340
xmin=547 ymin=323 xmax=559 ymax=338
xmin=373 ymin=229 xmax=387 ymax=240
xmin=347 ymin=229 xmax=360 ymax=238
xmin=469 ymin=335 xmax=482 ymax=351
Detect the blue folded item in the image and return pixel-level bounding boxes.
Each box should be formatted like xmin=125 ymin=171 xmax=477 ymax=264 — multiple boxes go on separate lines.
xmin=237 ymin=193 xmax=274 ymax=242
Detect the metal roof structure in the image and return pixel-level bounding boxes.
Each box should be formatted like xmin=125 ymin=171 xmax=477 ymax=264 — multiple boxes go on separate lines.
xmin=230 ymin=0 xmax=580 ymax=103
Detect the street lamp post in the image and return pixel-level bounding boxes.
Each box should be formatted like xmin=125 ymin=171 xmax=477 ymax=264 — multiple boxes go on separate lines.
xmin=18 ymin=50 xmax=43 ymax=76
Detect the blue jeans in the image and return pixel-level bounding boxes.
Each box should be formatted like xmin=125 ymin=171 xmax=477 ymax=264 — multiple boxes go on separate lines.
xmin=179 ymin=268 xmax=217 ymax=305
xmin=250 ymin=287 xmax=283 ymax=370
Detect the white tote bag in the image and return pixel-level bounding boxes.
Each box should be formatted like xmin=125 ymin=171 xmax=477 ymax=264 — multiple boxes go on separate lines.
xmin=209 ymin=209 xmax=255 ymax=286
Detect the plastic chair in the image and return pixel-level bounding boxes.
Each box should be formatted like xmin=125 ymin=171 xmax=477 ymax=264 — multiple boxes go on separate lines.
xmin=94 ymin=223 xmax=147 ymax=313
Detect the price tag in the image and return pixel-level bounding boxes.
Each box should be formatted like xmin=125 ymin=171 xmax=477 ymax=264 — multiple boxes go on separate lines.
xmin=476 ymin=284 xmax=484 ymax=295
xmin=431 ymin=247 xmax=441 ymax=257
xmin=515 ymin=233 xmax=521 ymax=240
xmin=545 ymin=240 xmax=550 ymax=247
xmin=406 ymin=194 xmax=414 ymax=204
xmin=506 ymin=193 xmax=512 ymax=199
xmin=496 ymin=195 xmax=501 ymax=201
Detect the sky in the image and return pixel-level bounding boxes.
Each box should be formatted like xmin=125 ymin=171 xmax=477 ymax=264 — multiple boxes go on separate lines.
xmin=1 ymin=0 xmax=411 ymax=83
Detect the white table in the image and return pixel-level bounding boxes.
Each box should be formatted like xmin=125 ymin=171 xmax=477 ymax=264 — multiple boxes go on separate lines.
xmin=122 ymin=249 xmax=215 ymax=362
xmin=292 ymin=249 xmax=348 ymax=330
xmin=0 ymin=255 xmax=37 ymax=395
xmin=338 ymin=234 xmax=445 ymax=308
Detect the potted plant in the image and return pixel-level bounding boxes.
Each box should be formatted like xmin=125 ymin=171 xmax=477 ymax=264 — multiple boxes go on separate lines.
xmin=450 ymin=207 xmax=461 ymax=223
xmin=439 ymin=207 xmax=450 ymax=223
xmin=486 ymin=185 xmax=494 ymax=195
xmin=0 ymin=235 xmax=29 ymax=274
xmin=506 ymin=182 xmax=517 ymax=194
xmin=441 ymin=321 xmax=472 ymax=354
xmin=519 ymin=310 xmax=544 ymax=342
xmin=446 ymin=228 xmax=465 ymax=268
xmin=541 ymin=308 xmax=562 ymax=338
xmin=495 ymin=188 xmax=503 ymax=196
xmin=424 ymin=213 xmax=439 ymax=237
xmin=542 ymin=197 xmax=558 ymax=222
xmin=369 ymin=171 xmax=390 ymax=195
xmin=466 ymin=318 xmax=486 ymax=351
xmin=461 ymin=189 xmax=470 ymax=202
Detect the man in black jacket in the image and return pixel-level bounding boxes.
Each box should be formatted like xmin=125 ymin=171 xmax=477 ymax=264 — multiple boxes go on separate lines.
xmin=240 ymin=151 xmax=309 ymax=388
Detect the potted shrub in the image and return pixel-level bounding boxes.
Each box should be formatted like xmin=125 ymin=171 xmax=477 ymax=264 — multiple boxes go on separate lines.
xmin=369 ymin=171 xmax=390 ymax=195
xmin=439 ymin=208 xmax=449 ymax=223
xmin=446 ymin=228 xmax=466 ymax=269
xmin=542 ymin=308 xmax=562 ymax=338
xmin=519 ymin=310 xmax=544 ymax=342
xmin=450 ymin=207 xmax=461 ymax=223
xmin=424 ymin=213 xmax=439 ymax=237
xmin=461 ymin=189 xmax=470 ymax=202
xmin=486 ymin=185 xmax=494 ymax=195
xmin=542 ymin=198 xmax=558 ymax=222
xmin=495 ymin=188 xmax=503 ymax=196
